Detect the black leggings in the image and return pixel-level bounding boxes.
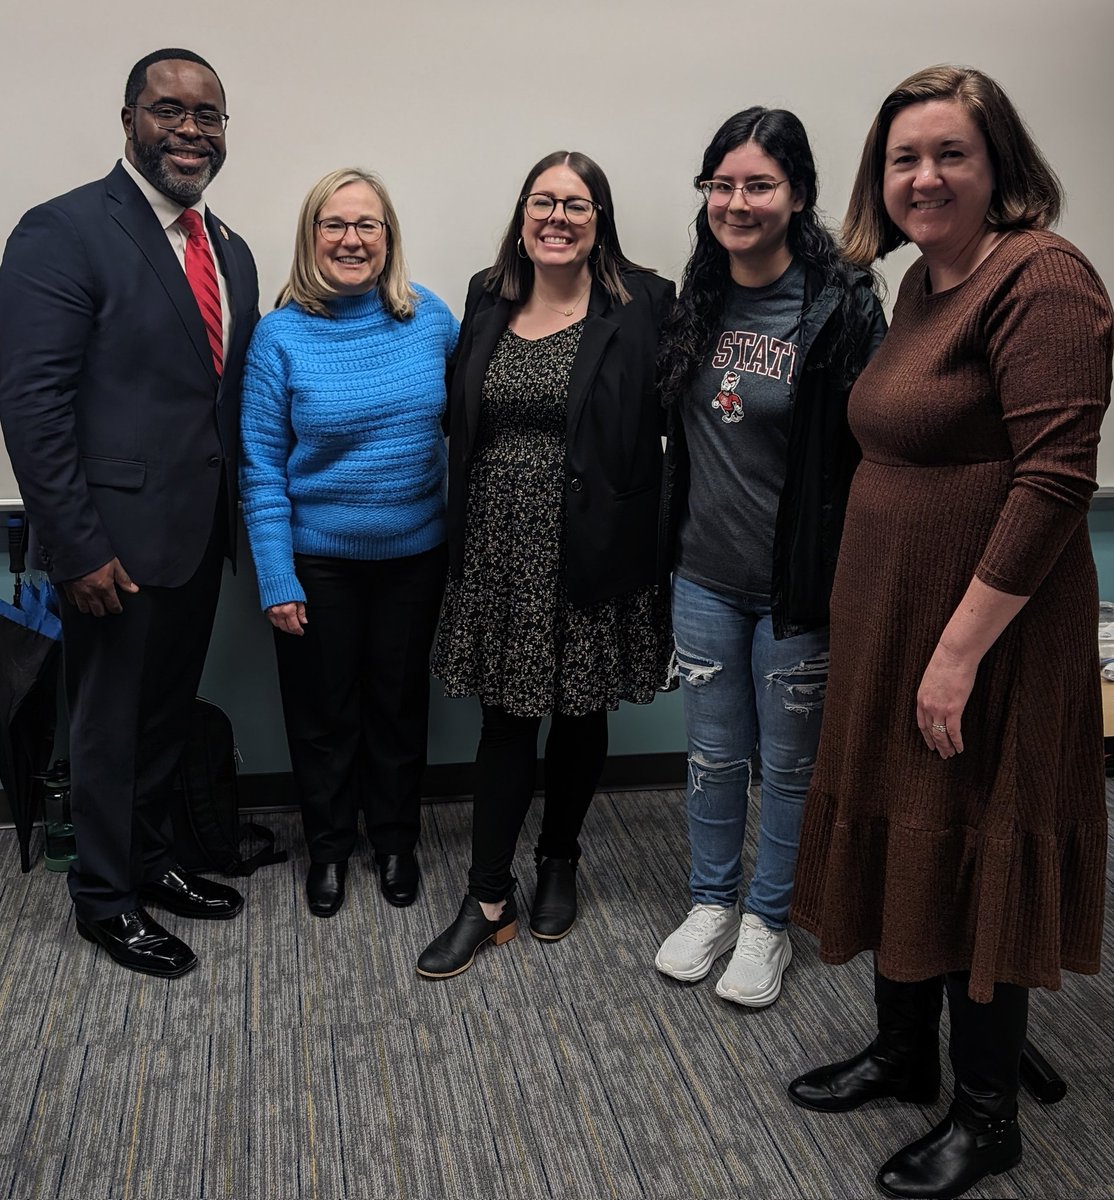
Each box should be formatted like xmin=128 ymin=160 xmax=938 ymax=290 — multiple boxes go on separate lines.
xmin=468 ymin=704 xmax=609 ymax=901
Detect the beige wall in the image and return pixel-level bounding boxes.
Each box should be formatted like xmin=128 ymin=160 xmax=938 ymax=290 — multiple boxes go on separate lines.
xmin=2 ymin=0 xmax=1113 ymax=503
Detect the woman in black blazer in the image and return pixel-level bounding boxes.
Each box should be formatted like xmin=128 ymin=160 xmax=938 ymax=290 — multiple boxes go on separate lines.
xmin=417 ymin=150 xmax=675 ymax=979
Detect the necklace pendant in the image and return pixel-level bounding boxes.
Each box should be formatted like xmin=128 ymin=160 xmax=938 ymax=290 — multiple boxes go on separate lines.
xmin=560 ymin=307 xmax=573 ymax=317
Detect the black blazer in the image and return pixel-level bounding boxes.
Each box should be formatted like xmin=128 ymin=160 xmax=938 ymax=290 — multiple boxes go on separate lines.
xmin=0 ymin=162 xmax=259 ymax=586
xmin=446 ymin=268 xmax=676 ymax=607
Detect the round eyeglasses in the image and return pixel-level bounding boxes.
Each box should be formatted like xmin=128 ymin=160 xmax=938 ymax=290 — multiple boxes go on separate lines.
xmin=696 ymin=179 xmax=789 ymax=208
xmin=521 ymin=193 xmax=599 ymax=225
xmin=314 ymin=219 xmax=388 ymax=244
xmin=127 ymin=103 xmax=229 ymax=136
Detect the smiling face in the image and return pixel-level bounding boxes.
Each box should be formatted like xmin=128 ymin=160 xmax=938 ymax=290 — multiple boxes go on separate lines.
xmin=705 ymin=141 xmax=803 ymax=285
xmin=519 ymin=164 xmax=597 ymax=275
xmin=883 ymin=99 xmax=995 ymax=265
xmin=313 ymin=181 xmax=388 ymax=296
xmin=122 ymin=59 xmax=226 ymax=205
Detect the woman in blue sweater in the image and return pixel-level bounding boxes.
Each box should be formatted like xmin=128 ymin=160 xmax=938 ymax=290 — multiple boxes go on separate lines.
xmin=240 ymin=167 xmax=458 ymax=918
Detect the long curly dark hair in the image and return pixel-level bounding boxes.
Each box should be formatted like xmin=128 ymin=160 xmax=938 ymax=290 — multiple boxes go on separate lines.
xmin=659 ymin=107 xmax=873 ymax=405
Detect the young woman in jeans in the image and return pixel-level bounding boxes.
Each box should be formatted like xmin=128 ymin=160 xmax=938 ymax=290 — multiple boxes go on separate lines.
xmin=655 ymin=108 xmax=885 ymax=1006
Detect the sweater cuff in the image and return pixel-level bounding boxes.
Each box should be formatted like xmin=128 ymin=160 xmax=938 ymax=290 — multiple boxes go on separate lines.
xmin=256 ymin=571 xmax=306 ymax=611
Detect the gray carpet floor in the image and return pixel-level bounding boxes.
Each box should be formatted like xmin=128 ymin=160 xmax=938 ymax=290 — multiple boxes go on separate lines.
xmin=0 ymin=785 xmax=1111 ymax=1200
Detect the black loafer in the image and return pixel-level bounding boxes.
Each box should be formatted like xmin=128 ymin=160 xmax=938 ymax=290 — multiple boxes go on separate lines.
xmin=376 ymin=851 xmax=419 ymax=907
xmin=306 ymin=861 xmax=347 ymax=917
xmin=530 ymin=856 xmax=577 ymax=940
xmin=140 ymin=865 xmax=244 ymax=920
xmin=416 ymin=893 xmax=518 ymax=979
xmin=76 ymin=907 xmax=197 ymax=978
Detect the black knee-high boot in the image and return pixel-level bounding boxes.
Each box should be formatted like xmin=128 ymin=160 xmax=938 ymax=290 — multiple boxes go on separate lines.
xmin=788 ymin=962 xmax=942 ymax=1112
xmin=876 ymin=973 xmax=1028 ymax=1199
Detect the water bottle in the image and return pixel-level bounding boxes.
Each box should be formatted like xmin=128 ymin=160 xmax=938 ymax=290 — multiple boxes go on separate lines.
xmin=41 ymin=759 xmax=77 ymax=872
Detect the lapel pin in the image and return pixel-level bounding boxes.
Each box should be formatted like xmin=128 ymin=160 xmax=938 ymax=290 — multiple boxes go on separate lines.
xmin=219 ymin=224 xmax=229 ymax=240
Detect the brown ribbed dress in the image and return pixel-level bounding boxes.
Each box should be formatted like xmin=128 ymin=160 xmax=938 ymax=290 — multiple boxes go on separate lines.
xmin=791 ymin=230 xmax=1113 ymax=1002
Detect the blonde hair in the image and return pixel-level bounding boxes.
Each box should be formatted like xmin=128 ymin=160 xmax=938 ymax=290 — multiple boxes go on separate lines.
xmin=276 ymin=167 xmax=417 ymax=319
xmin=843 ymin=65 xmax=1063 ymax=268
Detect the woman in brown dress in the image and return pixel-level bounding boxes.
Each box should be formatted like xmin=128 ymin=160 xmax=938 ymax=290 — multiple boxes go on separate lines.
xmin=787 ymin=66 xmax=1112 ymax=1200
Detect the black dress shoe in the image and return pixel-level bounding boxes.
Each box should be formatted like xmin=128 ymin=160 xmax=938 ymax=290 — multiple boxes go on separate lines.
xmin=876 ymin=1103 xmax=1021 ymax=1199
xmin=140 ymin=865 xmax=244 ymax=920
xmin=306 ymin=861 xmax=347 ymax=917
xmin=376 ymin=851 xmax=419 ymax=907
xmin=788 ymin=1040 xmax=940 ymax=1112
xmin=530 ymin=856 xmax=577 ymax=940
xmin=416 ymin=893 xmax=518 ymax=979
xmin=76 ymin=908 xmax=197 ymax=978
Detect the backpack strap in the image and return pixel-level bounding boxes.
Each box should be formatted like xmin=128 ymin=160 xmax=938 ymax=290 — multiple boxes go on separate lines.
xmin=228 ymin=821 xmax=289 ymax=876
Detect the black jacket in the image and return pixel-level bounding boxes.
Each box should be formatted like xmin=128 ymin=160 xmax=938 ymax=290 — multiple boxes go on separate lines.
xmin=660 ymin=267 xmax=886 ymax=639
xmin=446 ymin=268 xmax=676 ymax=607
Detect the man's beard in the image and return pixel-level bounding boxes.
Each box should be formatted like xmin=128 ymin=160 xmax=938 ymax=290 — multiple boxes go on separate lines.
xmin=131 ymin=136 xmax=225 ymax=205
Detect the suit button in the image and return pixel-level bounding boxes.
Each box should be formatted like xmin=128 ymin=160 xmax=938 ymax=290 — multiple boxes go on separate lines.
xmin=568 ymin=476 xmax=583 ymax=492
xmin=207 ymin=455 xmax=221 ymax=468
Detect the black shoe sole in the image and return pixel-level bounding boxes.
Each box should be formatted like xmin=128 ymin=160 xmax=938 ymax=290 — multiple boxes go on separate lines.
xmin=788 ymin=1085 xmax=941 ymax=1113
xmin=76 ymin=921 xmax=198 ymax=979
xmin=139 ymin=893 xmax=244 ymax=920
xmin=382 ymin=890 xmax=418 ymax=908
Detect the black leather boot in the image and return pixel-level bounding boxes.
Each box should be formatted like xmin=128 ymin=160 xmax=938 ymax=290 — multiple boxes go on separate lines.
xmin=416 ymin=891 xmax=518 ymax=979
xmin=876 ymin=974 xmax=1028 ymax=1199
xmin=530 ymin=852 xmax=577 ymax=940
xmin=789 ymin=964 xmax=942 ymax=1112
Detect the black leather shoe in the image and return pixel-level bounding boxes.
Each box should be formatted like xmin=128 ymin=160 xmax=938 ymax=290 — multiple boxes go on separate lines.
xmin=416 ymin=893 xmax=518 ymax=979
xmin=376 ymin=851 xmax=419 ymax=907
xmin=788 ymin=1040 xmax=940 ymax=1112
xmin=876 ymin=1103 xmax=1021 ymax=1199
xmin=306 ymin=861 xmax=347 ymax=917
xmin=530 ymin=856 xmax=577 ymax=940
xmin=140 ymin=865 xmax=244 ymax=920
xmin=76 ymin=908 xmax=197 ymax=978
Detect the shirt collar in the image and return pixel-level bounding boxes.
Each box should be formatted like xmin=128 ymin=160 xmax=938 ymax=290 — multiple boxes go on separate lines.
xmin=120 ymin=156 xmax=207 ymax=232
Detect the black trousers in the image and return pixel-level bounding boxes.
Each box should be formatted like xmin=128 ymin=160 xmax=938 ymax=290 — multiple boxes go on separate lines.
xmin=63 ymin=513 xmax=226 ymax=920
xmin=468 ymin=704 xmax=609 ymax=901
xmin=273 ymin=545 xmax=446 ymax=863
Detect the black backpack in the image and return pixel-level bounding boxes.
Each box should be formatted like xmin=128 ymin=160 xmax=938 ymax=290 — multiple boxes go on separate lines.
xmin=169 ymin=697 xmax=288 ymax=876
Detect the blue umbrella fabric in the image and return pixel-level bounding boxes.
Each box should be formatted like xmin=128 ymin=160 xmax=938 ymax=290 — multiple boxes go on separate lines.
xmin=0 ymin=578 xmax=61 ymax=872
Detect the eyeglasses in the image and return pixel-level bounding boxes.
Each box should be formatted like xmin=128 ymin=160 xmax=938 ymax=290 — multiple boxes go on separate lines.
xmin=128 ymin=103 xmax=229 ymax=136
xmin=521 ymin=193 xmax=599 ymax=225
xmin=696 ymin=179 xmax=789 ymax=207
xmin=314 ymin=218 xmax=389 ymax=243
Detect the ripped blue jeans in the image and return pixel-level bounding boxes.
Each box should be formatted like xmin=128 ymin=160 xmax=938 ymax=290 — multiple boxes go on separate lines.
xmin=671 ymin=574 xmax=829 ymax=929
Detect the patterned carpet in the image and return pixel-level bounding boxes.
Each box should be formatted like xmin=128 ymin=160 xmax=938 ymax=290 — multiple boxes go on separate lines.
xmin=0 ymin=786 xmax=1110 ymax=1199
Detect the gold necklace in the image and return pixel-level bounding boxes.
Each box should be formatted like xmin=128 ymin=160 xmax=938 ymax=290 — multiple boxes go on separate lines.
xmin=533 ymin=280 xmax=590 ymax=318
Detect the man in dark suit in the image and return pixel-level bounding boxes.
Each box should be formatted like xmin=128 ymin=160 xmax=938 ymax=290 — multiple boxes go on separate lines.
xmin=0 ymin=49 xmax=259 ymax=977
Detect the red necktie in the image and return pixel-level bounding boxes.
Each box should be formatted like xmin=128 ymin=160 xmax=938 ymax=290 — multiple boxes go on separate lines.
xmin=178 ymin=208 xmax=224 ymax=377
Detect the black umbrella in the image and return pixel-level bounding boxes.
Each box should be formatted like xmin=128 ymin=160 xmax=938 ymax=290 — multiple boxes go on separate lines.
xmin=0 ymin=572 xmax=62 ymax=872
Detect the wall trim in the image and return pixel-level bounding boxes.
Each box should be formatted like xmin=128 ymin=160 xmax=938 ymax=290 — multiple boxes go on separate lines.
xmin=235 ymin=752 xmax=686 ymax=813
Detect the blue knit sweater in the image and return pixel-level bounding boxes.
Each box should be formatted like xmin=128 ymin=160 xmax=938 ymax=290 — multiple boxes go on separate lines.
xmin=240 ymin=285 xmax=458 ymax=610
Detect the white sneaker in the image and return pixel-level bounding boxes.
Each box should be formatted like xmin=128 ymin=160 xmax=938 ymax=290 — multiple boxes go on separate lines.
xmin=655 ymin=903 xmax=741 ymax=981
xmin=715 ymin=912 xmax=792 ymax=1007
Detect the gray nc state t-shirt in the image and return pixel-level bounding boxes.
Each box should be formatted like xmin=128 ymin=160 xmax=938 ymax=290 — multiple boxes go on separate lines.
xmin=675 ymin=259 xmax=805 ymax=598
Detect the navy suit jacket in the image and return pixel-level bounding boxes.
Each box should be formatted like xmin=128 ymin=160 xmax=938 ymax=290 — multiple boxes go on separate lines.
xmin=0 ymin=161 xmax=259 ymax=587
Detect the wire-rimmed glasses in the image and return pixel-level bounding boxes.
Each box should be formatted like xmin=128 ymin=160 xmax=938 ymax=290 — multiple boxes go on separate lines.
xmin=696 ymin=179 xmax=789 ymax=207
